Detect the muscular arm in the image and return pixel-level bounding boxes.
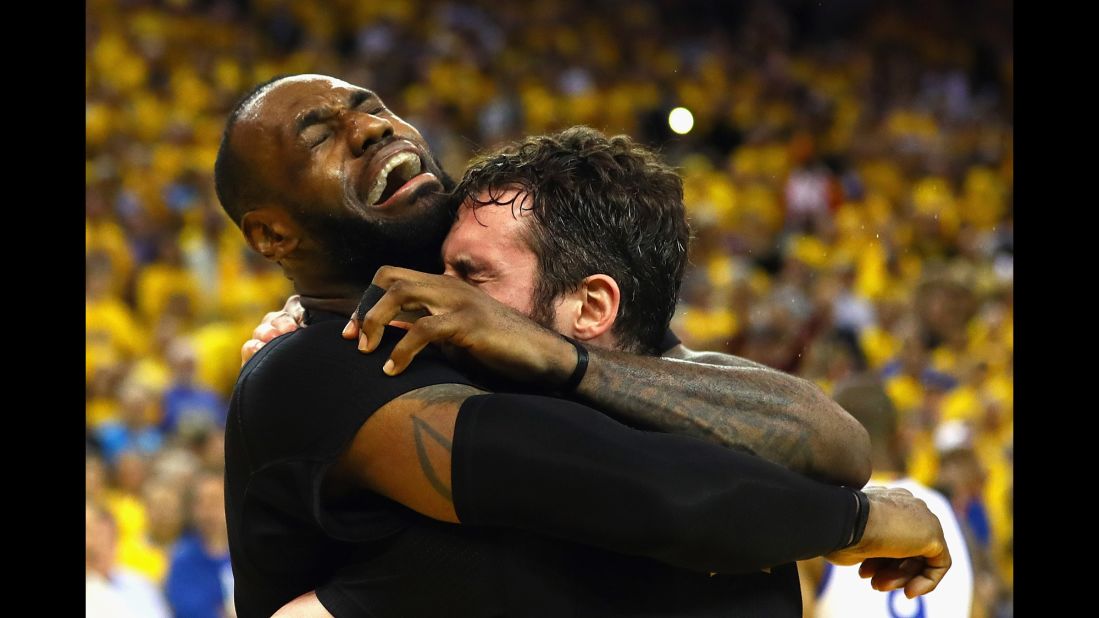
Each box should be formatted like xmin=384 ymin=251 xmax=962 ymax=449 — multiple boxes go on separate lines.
xmin=250 ymin=287 xmax=870 ymax=485
xmin=326 ymin=383 xmax=480 ymax=524
xmin=249 ymin=318 xmax=946 ymax=594
xmin=337 ymin=271 xmax=870 ymax=487
xmin=571 ymin=342 xmax=871 ymax=487
xmin=326 ymin=382 xmax=867 ymax=574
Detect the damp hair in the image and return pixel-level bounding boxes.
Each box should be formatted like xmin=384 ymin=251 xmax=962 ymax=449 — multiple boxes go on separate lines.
xmin=452 ymin=126 xmax=690 ymax=355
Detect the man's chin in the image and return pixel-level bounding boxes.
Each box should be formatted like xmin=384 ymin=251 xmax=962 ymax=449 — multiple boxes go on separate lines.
xmin=298 ymin=192 xmax=454 ymax=283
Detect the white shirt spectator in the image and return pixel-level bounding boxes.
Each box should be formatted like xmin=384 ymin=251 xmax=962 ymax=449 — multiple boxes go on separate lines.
xmin=86 ymin=572 xmax=137 ymax=618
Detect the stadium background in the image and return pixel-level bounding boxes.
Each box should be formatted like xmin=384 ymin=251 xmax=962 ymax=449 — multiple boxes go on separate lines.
xmin=85 ymin=0 xmax=1013 ymax=616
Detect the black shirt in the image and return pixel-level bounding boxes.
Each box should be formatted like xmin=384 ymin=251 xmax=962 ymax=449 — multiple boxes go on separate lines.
xmin=225 ymin=311 xmax=480 ymax=617
xmin=226 ymin=311 xmax=857 ymax=617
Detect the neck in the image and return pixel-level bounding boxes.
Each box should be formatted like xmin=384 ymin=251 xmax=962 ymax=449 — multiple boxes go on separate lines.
xmin=282 ymin=260 xmax=371 ymax=305
xmin=298 ymin=295 xmax=362 ymax=318
xmin=293 ymin=279 xmax=365 ymax=302
xmin=586 ymin=331 xmax=619 ymax=352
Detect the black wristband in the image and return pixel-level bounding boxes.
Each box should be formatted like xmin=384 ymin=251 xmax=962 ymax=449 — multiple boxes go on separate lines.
xmin=844 ymin=489 xmax=871 ymax=549
xmin=560 ymin=335 xmax=589 ymax=393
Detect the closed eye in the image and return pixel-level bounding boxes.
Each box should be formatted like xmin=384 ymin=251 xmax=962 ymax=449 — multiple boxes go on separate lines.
xmin=446 ymin=257 xmax=492 ymax=285
xmin=463 ymin=274 xmax=491 ymax=286
xmin=301 ymin=125 xmax=330 ymax=148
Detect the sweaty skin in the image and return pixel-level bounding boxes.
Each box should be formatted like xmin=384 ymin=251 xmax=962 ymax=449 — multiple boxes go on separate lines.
xmin=247 ymin=245 xmax=869 ymax=488
xmin=224 ymin=76 xmax=943 ymax=617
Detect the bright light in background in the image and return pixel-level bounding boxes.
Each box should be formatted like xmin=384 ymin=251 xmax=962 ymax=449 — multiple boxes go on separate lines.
xmin=668 ymin=107 xmax=694 ymax=134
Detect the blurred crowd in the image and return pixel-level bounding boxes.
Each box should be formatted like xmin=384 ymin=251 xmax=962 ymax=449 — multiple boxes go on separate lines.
xmin=86 ymin=0 xmax=1012 ymax=616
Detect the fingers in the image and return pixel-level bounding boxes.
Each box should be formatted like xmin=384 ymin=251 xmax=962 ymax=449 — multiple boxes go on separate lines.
xmin=857 ymin=547 xmax=951 ymax=599
xmin=253 ymin=323 xmax=279 ymax=342
xmin=255 ymin=310 xmax=300 ymax=340
xmin=359 ymin=280 xmax=440 ymax=353
xmin=904 ymin=545 xmax=951 ymax=598
xmin=353 ymin=266 xmax=474 ymax=351
xmin=343 ymin=313 xmax=360 ymax=340
xmin=903 ymin=574 xmax=940 ymax=599
xmin=343 ymin=309 xmax=410 ymax=341
xmin=383 ymin=315 xmax=459 ymax=376
xmin=253 ymin=317 xmax=297 ymax=343
xmin=245 ymin=308 xmax=301 ymax=364
xmin=371 ymin=265 xmax=437 ymax=289
xmin=360 ymin=288 xmax=411 ymax=352
xmin=869 ymin=557 xmax=925 ymax=592
xmin=270 ymin=313 xmax=300 ymax=335
xmin=874 ymin=557 xmax=945 ymax=598
xmin=241 ymin=339 xmax=264 ymax=366
xmin=283 ymin=295 xmax=304 ymax=321
xmin=857 ymin=558 xmax=890 ymax=579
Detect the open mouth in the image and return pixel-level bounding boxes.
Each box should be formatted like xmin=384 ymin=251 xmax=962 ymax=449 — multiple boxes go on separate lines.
xmin=364 ymin=151 xmax=423 ymax=207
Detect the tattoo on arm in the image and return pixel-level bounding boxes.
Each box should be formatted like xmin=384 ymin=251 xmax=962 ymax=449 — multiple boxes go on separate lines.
xmin=397 ymin=384 xmax=483 ymax=505
xmin=577 ymin=347 xmax=843 ymax=480
xmin=411 ymin=414 xmax=454 ymax=502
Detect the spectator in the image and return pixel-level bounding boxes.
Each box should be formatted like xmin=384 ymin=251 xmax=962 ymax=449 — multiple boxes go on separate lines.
xmin=166 ymin=473 xmax=234 ymax=618
xmin=86 ymin=501 xmax=171 ymax=618
xmin=95 ymin=380 xmax=165 ymax=465
xmin=86 ymin=0 xmax=1012 ymax=610
xmin=160 ymin=339 xmax=227 ymax=435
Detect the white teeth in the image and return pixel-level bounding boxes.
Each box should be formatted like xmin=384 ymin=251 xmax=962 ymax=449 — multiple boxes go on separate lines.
xmin=366 ymin=152 xmax=423 ymax=206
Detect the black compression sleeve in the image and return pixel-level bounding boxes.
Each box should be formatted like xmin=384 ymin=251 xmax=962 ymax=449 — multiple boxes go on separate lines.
xmin=452 ymin=393 xmax=861 ymax=575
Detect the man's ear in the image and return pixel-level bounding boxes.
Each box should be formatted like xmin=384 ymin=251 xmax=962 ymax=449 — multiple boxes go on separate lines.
xmin=241 ymin=207 xmax=301 ymax=262
xmin=570 ymin=274 xmax=621 ymax=342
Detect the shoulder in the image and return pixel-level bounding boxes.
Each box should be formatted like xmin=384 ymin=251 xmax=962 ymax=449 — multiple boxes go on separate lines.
xmin=663 ymin=344 xmax=772 ymax=370
xmin=232 ymin=323 xmax=478 ymax=463
xmin=240 ymin=322 xmax=464 ymax=388
xmin=238 ymin=320 xmax=356 ymax=381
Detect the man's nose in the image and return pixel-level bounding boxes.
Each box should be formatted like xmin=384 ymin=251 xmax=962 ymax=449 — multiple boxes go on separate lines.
xmin=345 ymin=111 xmax=394 ymax=157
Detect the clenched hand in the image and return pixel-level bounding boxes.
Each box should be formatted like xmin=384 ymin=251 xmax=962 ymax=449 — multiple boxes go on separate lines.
xmin=825 ymin=486 xmax=952 ymax=599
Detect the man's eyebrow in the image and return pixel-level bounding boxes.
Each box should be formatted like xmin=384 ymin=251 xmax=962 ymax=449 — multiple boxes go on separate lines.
xmin=448 ymin=255 xmax=483 ymax=276
xmin=349 ymin=89 xmax=376 ymax=108
xmin=295 ymin=90 xmax=378 ymax=133
xmin=296 ymin=107 xmax=336 ymax=133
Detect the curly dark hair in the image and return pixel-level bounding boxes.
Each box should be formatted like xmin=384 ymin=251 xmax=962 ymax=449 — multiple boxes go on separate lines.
xmin=452 ymin=126 xmax=690 ymax=355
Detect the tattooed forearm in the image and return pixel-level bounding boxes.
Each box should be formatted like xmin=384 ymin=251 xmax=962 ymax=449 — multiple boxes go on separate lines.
xmin=574 ymin=346 xmax=870 ymax=487
xmin=411 ymin=415 xmax=453 ymax=501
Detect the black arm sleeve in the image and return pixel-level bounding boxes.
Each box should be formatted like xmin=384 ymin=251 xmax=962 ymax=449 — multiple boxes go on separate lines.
xmin=452 ymin=393 xmax=863 ymax=575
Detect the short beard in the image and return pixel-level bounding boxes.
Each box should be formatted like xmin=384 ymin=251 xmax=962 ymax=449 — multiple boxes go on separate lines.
xmin=528 ymin=282 xmax=561 ymax=333
xmin=294 ymin=187 xmax=455 ymax=288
